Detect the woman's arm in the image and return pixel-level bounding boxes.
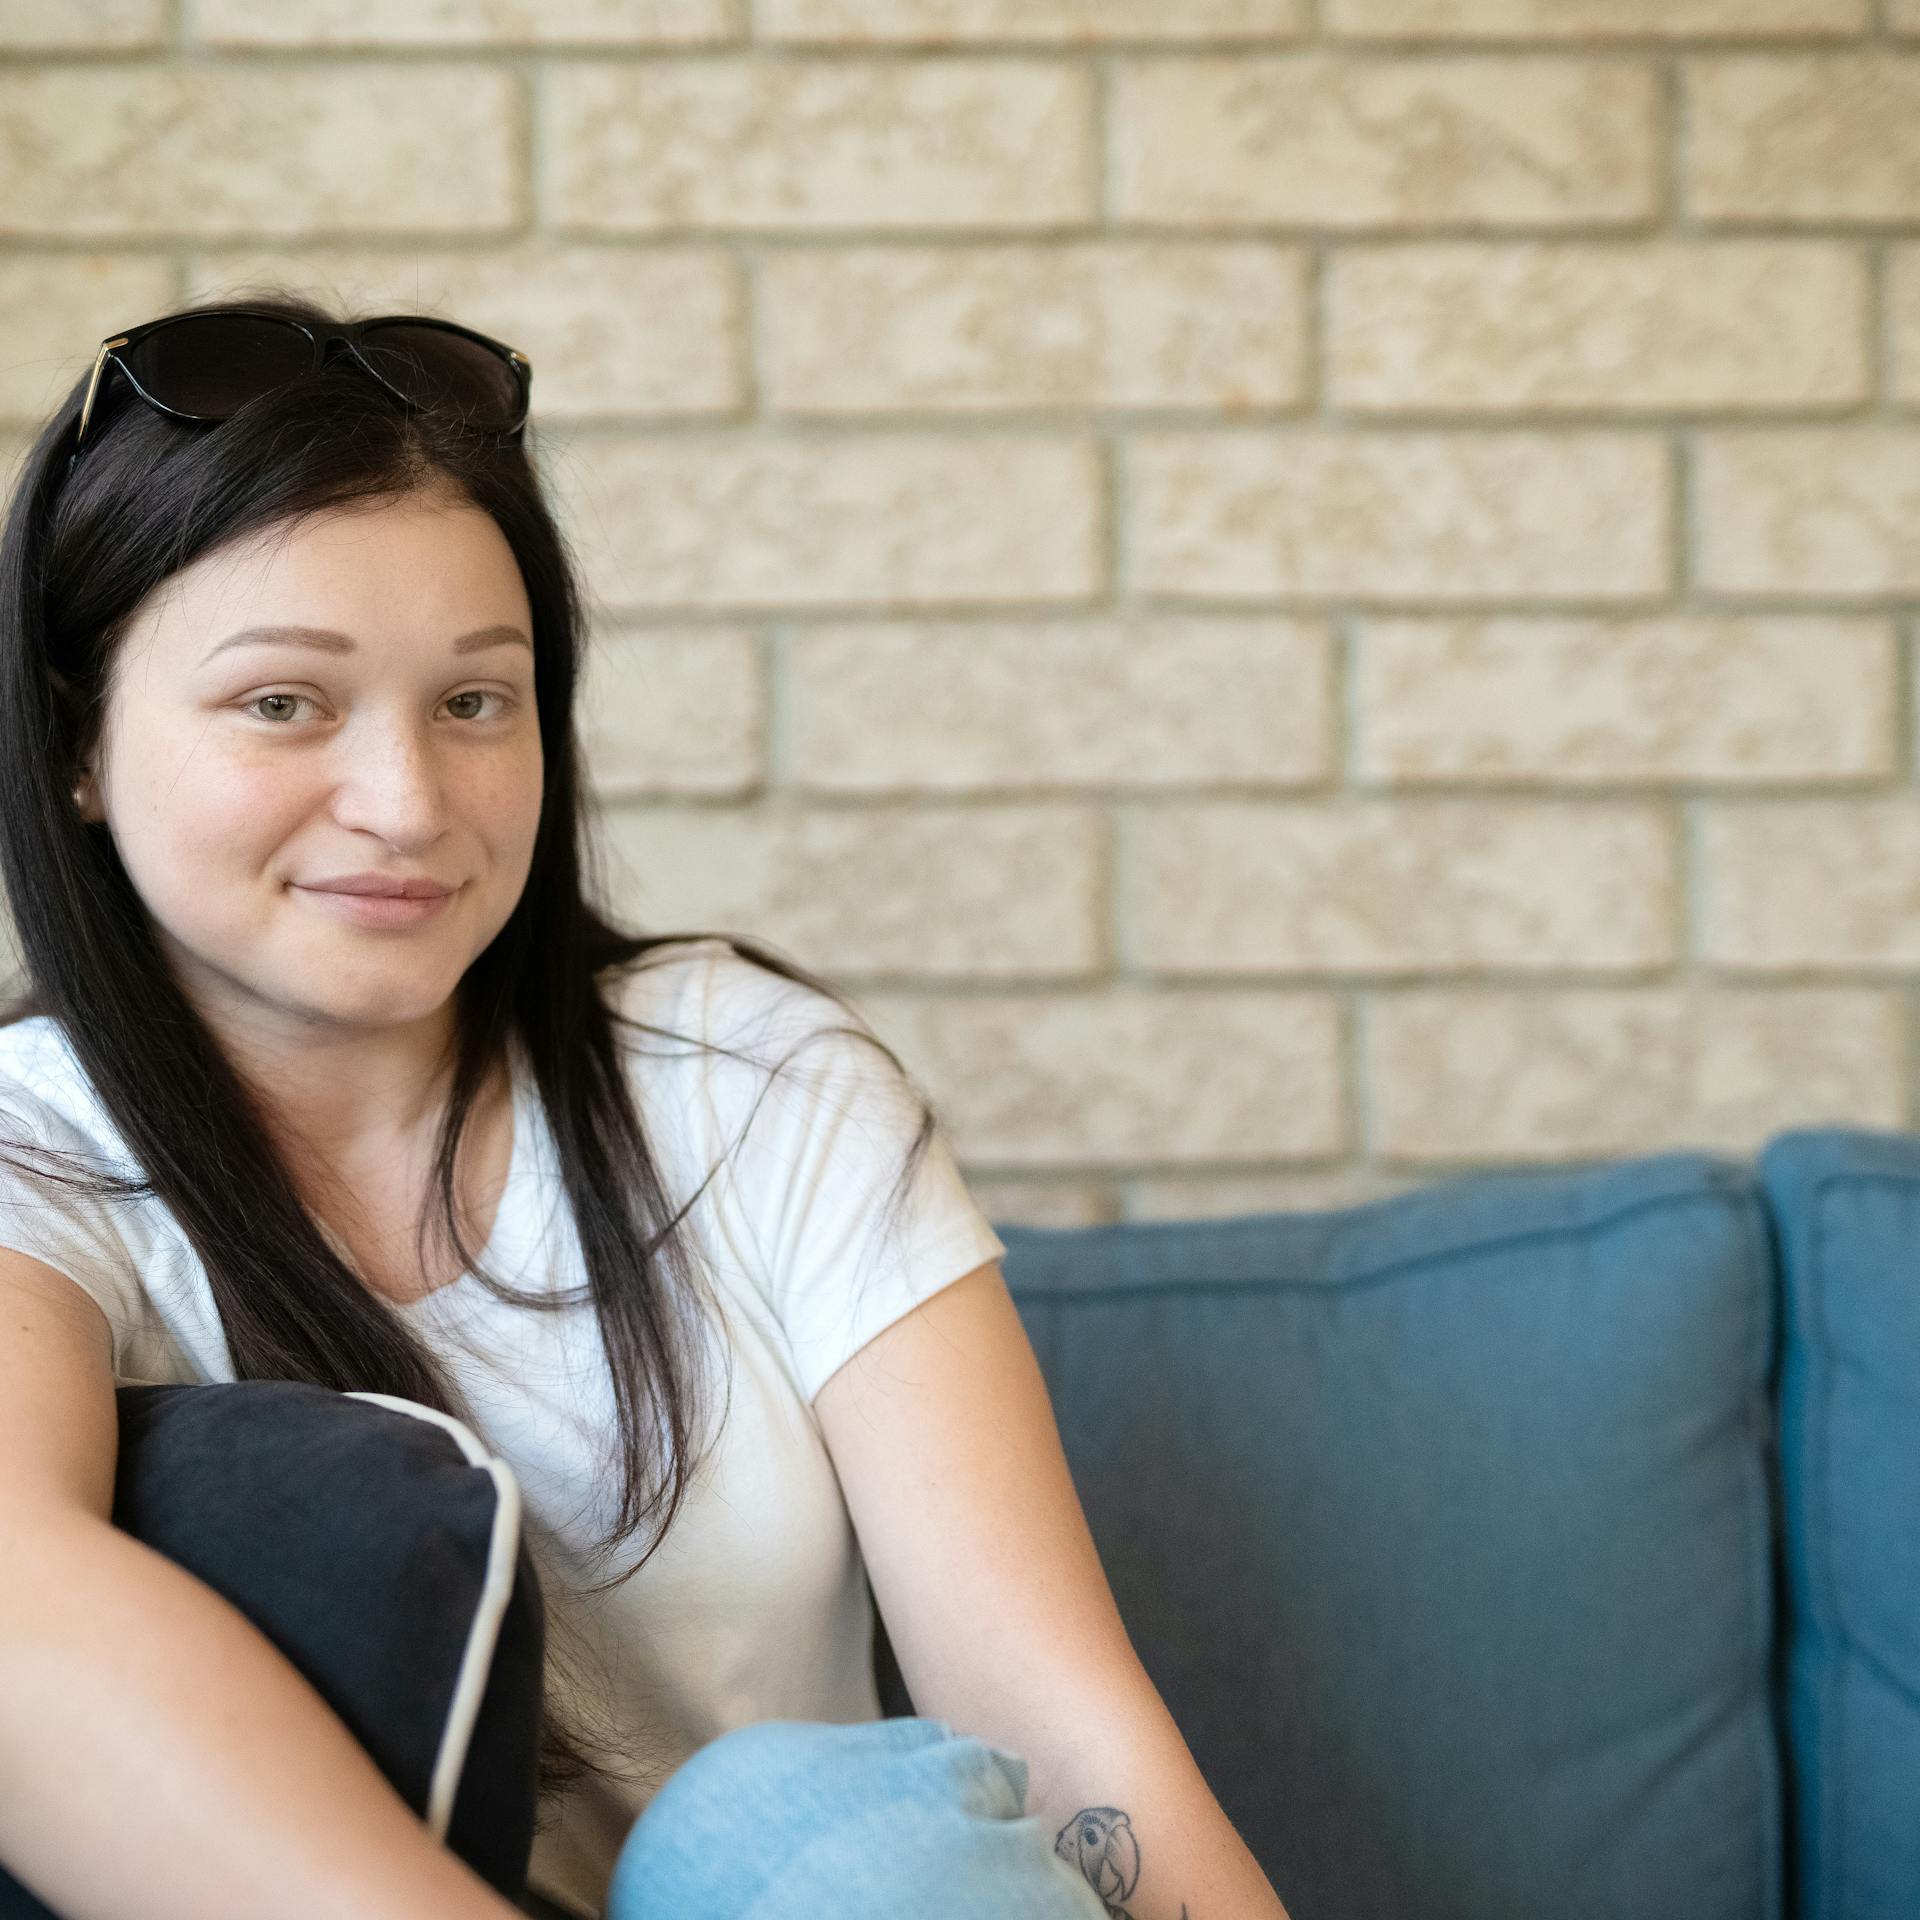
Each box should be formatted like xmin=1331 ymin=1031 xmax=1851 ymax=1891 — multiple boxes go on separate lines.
xmin=0 ymin=1507 xmax=531 ymax=1920
xmin=815 ymin=1260 xmax=1292 ymax=1920
xmin=979 ymin=1649 xmax=1286 ymax=1920
xmin=0 ymin=1257 xmax=523 ymax=1920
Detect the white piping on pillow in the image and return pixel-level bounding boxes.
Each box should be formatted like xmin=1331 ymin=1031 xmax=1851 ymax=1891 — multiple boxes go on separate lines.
xmin=342 ymin=1390 xmax=526 ymax=1842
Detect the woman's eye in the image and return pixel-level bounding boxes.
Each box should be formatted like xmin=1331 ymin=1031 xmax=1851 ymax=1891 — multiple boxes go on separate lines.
xmin=444 ymin=690 xmax=512 ymax=722
xmin=246 ymin=692 xmax=313 ymax=724
xmin=242 ymin=690 xmax=514 ymax=726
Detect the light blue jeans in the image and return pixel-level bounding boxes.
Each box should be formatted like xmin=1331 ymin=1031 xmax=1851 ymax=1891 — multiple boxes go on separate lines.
xmin=595 ymin=1716 xmax=1112 ymax=1920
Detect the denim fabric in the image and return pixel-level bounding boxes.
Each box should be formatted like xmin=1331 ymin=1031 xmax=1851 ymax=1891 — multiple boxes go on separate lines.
xmin=602 ymin=1717 xmax=1110 ymax=1920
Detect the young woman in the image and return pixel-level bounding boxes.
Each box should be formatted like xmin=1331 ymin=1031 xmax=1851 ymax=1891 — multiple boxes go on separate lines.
xmin=0 ymin=295 xmax=1290 ymax=1920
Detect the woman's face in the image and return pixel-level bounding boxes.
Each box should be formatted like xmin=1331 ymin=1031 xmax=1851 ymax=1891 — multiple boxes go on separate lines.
xmin=79 ymin=488 xmax=543 ymax=1047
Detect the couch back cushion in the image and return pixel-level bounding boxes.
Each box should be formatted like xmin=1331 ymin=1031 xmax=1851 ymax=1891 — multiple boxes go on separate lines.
xmin=1759 ymin=1129 xmax=1920 ymax=1920
xmin=996 ymin=1153 xmax=1783 ymax=1920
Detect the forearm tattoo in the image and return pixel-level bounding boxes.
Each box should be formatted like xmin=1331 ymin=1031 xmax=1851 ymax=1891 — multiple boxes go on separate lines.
xmin=1054 ymin=1806 xmax=1191 ymax=1920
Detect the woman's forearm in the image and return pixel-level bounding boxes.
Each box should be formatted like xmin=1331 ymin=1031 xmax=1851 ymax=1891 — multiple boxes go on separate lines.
xmin=0 ymin=1505 xmax=526 ymax=1920
xmin=979 ymin=1675 xmax=1292 ymax=1920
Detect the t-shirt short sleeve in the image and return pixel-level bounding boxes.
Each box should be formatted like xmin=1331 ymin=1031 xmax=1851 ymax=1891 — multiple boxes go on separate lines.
xmin=693 ymin=948 xmax=1008 ymax=1406
xmin=0 ymin=1080 xmax=145 ymax=1376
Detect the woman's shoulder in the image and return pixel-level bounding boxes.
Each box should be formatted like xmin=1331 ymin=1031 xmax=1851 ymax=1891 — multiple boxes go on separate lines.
xmin=601 ymin=938 xmax=898 ymax=1183
xmin=606 ymin=937 xmax=853 ymax=1051
xmin=0 ymin=1013 xmax=154 ymax=1363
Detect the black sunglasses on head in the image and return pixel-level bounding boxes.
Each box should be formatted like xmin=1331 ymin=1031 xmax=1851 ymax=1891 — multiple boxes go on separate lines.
xmin=64 ymin=309 xmax=534 ymax=481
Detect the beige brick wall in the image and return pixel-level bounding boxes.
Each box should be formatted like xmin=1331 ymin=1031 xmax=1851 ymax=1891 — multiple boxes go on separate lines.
xmin=3 ymin=4 xmax=1917 ymax=1226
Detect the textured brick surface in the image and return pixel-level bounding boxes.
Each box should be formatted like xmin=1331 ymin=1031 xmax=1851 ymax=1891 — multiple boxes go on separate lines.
xmin=194 ymin=0 xmax=740 ymax=43
xmin=762 ymin=0 xmax=1311 ymax=40
xmin=1130 ymin=431 xmax=1670 ymax=600
xmin=1695 ymin=429 xmax=1920 ymax=595
xmin=857 ymin=985 xmax=1348 ymax=1164
xmin=1331 ymin=0 xmax=1869 ymax=33
xmin=1370 ymin=988 xmax=1906 ymax=1162
xmin=1700 ymin=801 xmax=1920 ymax=968
xmin=3 ymin=13 xmax=1912 ymax=1216
xmin=0 ymin=256 xmax=175 ymax=419
xmin=1894 ymin=246 xmax=1920 ymax=402
xmin=1111 ymin=56 xmax=1659 ymax=228
xmin=1327 ymin=242 xmax=1868 ymax=412
xmin=182 ymin=247 xmax=747 ymax=418
xmin=762 ymin=243 xmax=1308 ymax=414
xmin=1 ymin=0 xmax=165 ymax=50
xmin=549 ymin=433 xmax=1103 ymax=609
xmin=602 ymin=804 xmax=1105 ymax=976
xmin=578 ymin=627 xmax=764 ymax=798
xmin=1353 ymin=619 xmax=1898 ymax=784
xmin=0 ymin=66 xmax=522 ymax=238
xmin=546 ymin=59 xmax=1095 ymax=232
xmin=1132 ymin=801 xmax=1675 ymax=973
xmin=787 ymin=619 xmax=1333 ymax=790
xmin=1687 ymin=54 xmax=1920 ymax=223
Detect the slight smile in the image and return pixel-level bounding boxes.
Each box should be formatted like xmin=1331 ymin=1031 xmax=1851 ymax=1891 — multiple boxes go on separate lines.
xmin=291 ymin=883 xmax=462 ymax=930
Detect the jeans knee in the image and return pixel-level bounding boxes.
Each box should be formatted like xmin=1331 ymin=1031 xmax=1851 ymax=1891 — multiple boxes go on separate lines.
xmin=657 ymin=1716 xmax=913 ymax=1813
xmin=666 ymin=1718 xmax=815 ymax=1795
xmin=604 ymin=1717 xmax=1101 ymax=1920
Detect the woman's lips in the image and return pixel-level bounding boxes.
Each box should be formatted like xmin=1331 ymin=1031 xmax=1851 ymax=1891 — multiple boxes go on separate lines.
xmin=292 ymin=883 xmax=459 ymax=929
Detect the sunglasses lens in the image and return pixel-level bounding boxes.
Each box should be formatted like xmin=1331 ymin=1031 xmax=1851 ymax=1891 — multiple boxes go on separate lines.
xmin=120 ymin=314 xmax=316 ymax=419
xmin=356 ymin=322 xmax=524 ymax=432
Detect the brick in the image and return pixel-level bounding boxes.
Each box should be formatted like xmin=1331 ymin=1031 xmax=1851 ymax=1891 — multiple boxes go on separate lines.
xmin=787 ymin=618 xmax=1332 ymax=791
xmin=1370 ymin=986 xmax=1906 ymax=1161
xmin=761 ymin=241 xmax=1308 ymax=414
xmin=1127 ymin=1168 xmax=1428 ymax=1215
xmin=195 ymin=0 xmax=737 ymax=44
xmin=183 ymin=245 xmax=746 ymax=419
xmin=760 ymin=0 xmax=1308 ymax=41
xmin=1695 ymin=428 xmax=1920 ymax=596
xmin=1330 ymin=0 xmax=1868 ymax=34
xmin=0 ymin=256 xmax=173 ymax=423
xmin=546 ymin=58 xmax=1094 ymax=232
xmin=858 ymin=984 xmax=1347 ymax=1164
xmin=1112 ymin=55 xmax=1658 ymax=228
xmin=1 ymin=0 xmax=164 ymax=49
xmin=1701 ymin=799 xmax=1920 ymax=968
xmin=601 ymin=804 xmax=1102 ymax=975
xmin=578 ymin=627 xmax=762 ymax=797
xmin=1892 ymin=245 xmax=1920 ymax=405
xmin=1129 ymin=430 xmax=1669 ymax=601
xmin=1687 ymin=54 xmax=1920 ymax=224
xmin=1353 ymin=617 xmax=1898 ymax=785
xmin=1133 ymin=800 xmax=1675 ymax=973
xmin=549 ymin=432 xmax=1102 ymax=610
xmin=0 ymin=65 xmax=521 ymax=240
xmin=964 ymin=1180 xmax=1113 ymax=1230
xmin=1328 ymin=241 xmax=1868 ymax=412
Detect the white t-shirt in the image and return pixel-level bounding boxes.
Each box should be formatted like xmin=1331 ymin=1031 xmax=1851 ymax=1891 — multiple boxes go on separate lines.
xmin=0 ymin=936 xmax=1008 ymax=1918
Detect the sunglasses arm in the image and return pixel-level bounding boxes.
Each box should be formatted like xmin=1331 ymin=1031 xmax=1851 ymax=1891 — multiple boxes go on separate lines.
xmin=73 ymin=334 xmax=131 ymax=454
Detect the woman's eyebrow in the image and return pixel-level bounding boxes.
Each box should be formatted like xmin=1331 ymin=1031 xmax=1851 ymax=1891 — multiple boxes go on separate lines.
xmin=198 ymin=623 xmax=532 ymax=666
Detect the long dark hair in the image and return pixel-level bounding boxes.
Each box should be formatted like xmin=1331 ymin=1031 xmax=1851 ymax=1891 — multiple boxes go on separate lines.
xmin=0 ymin=289 xmax=943 ymax=1811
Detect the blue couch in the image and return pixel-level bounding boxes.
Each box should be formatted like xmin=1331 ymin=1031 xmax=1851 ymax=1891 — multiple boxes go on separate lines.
xmin=868 ymin=1127 xmax=1920 ymax=1920
xmin=7 ymin=1128 xmax=1912 ymax=1920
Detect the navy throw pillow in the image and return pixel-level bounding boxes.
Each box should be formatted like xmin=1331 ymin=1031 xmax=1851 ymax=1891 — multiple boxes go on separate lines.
xmin=0 ymin=1378 xmax=546 ymax=1918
